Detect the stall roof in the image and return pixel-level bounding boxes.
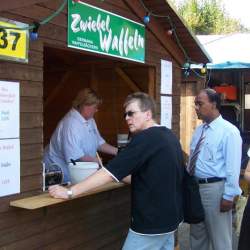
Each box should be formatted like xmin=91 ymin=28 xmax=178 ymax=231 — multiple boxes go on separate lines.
xmin=197 ymin=33 xmax=250 ymax=69
xmin=0 ymin=0 xmax=211 ymax=65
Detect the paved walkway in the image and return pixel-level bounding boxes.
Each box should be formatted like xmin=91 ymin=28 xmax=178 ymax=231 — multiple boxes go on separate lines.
xmin=178 ymin=223 xmax=239 ymax=250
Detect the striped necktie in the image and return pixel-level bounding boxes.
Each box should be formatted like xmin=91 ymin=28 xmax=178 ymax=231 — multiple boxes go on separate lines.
xmin=187 ymin=124 xmax=209 ymax=175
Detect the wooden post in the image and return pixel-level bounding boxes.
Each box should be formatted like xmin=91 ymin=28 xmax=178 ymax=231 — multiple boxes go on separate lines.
xmin=90 ymin=64 xmax=99 ymax=123
xmin=148 ymin=67 xmax=155 ymax=98
xmin=44 ymin=70 xmax=73 ymax=109
xmin=115 ymin=67 xmax=141 ymax=92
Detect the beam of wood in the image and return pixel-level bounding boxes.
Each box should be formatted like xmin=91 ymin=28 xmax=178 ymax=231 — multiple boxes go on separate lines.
xmin=123 ymin=0 xmax=184 ymax=65
xmin=10 ymin=182 xmax=126 ymax=209
xmin=44 ymin=70 xmax=73 ymax=109
xmin=0 ymin=0 xmax=47 ymax=11
xmin=90 ymin=64 xmax=99 ymax=91
xmin=91 ymin=64 xmax=99 ymax=123
xmin=115 ymin=67 xmax=141 ymax=92
xmin=148 ymin=67 xmax=155 ymax=98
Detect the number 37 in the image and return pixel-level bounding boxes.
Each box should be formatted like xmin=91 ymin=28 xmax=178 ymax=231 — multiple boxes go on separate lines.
xmin=0 ymin=28 xmax=21 ymax=50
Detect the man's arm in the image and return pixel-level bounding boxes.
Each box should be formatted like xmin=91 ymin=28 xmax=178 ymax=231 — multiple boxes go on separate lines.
xmin=98 ymin=143 xmax=118 ymax=156
xmin=49 ymin=168 xmax=114 ymax=199
xmin=220 ymin=130 xmax=242 ymax=212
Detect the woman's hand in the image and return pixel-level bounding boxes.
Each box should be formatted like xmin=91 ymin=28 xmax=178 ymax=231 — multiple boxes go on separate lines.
xmin=49 ymin=185 xmax=69 ymax=199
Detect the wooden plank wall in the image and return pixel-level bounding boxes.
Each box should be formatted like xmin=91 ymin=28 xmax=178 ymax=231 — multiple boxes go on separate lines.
xmin=180 ymin=78 xmax=205 ymax=159
xmin=0 ymin=0 xmax=182 ymax=249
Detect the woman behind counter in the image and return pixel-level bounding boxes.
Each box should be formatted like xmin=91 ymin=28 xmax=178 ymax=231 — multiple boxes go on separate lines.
xmin=238 ymin=148 xmax=250 ymax=250
xmin=43 ymin=88 xmax=118 ymax=183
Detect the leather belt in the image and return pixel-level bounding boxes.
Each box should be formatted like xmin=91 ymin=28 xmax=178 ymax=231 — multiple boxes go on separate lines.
xmin=197 ymin=177 xmax=225 ymax=184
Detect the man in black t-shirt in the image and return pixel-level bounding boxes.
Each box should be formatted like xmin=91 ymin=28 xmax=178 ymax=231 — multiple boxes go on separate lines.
xmin=49 ymin=92 xmax=184 ymax=250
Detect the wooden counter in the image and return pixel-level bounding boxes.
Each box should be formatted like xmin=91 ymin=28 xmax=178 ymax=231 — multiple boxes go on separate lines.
xmin=10 ymin=182 xmax=126 ymax=210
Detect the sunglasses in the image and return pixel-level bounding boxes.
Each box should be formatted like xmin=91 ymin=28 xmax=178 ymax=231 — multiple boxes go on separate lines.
xmin=124 ymin=110 xmax=140 ymax=118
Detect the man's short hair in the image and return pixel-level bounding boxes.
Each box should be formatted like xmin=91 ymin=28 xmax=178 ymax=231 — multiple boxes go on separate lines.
xmin=72 ymin=88 xmax=101 ymax=109
xmin=202 ymin=88 xmax=221 ymax=111
xmin=124 ymin=92 xmax=156 ymax=119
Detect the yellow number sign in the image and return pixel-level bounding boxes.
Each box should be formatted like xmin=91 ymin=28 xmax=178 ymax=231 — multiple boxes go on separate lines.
xmin=0 ymin=19 xmax=29 ymax=63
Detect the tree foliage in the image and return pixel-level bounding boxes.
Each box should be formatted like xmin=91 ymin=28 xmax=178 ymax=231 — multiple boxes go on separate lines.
xmin=170 ymin=0 xmax=249 ymax=34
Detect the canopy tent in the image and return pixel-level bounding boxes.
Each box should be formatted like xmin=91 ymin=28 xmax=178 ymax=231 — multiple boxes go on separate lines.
xmin=207 ymin=61 xmax=250 ymax=69
xmin=191 ymin=34 xmax=250 ymax=69
xmin=197 ymin=34 xmax=250 ymax=64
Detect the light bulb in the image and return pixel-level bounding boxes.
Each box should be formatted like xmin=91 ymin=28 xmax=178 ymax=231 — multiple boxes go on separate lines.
xmin=143 ymin=13 xmax=150 ymax=24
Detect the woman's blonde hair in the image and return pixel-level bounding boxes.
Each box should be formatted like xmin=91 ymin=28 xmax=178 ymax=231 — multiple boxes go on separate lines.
xmin=72 ymin=88 xmax=101 ymax=109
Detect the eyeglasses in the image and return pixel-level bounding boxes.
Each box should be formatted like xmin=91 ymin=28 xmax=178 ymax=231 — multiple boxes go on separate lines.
xmin=124 ymin=111 xmax=140 ymax=118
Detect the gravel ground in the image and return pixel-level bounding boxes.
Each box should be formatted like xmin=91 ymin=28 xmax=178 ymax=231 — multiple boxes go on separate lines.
xmin=178 ymin=223 xmax=239 ymax=250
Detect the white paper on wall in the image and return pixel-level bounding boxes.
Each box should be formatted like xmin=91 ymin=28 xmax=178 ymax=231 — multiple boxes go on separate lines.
xmin=161 ymin=60 xmax=172 ymax=95
xmin=0 ymin=81 xmax=20 ymax=139
xmin=160 ymin=95 xmax=172 ymax=129
xmin=0 ymin=139 xmax=20 ymax=197
xmin=245 ymin=94 xmax=250 ymax=109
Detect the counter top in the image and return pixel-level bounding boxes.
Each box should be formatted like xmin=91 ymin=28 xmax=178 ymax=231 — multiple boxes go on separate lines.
xmin=10 ymin=182 xmax=126 ymax=210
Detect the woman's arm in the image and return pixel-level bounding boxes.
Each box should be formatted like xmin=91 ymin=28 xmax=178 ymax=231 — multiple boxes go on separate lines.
xmin=78 ymin=155 xmax=99 ymax=163
xmin=98 ymin=143 xmax=118 ymax=155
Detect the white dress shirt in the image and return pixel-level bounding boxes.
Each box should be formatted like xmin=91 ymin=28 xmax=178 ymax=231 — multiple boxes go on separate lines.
xmin=190 ymin=115 xmax=242 ymax=200
xmin=43 ymin=108 xmax=105 ymax=182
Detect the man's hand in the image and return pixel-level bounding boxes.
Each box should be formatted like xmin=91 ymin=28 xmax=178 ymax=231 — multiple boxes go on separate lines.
xmin=220 ymin=198 xmax=233 ymax=212
xmin=49 ymin=185 xmax=69 ymax=199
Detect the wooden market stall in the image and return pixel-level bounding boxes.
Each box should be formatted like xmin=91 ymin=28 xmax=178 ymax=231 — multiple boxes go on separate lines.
xmin=0 ymin=0 xmax=209 ymax=249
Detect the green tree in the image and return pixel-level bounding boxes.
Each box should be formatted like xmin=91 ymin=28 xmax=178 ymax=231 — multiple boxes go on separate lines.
xmin=170 ymin=0 xmax=249 ymax=34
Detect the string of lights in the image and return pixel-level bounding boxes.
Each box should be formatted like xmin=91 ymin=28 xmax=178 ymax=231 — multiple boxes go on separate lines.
xmin=138 ymin=0 xmax=207 ymax=79
xmin=139 ymin=0 xmax=190 ymax=62
xmin=0 ymin=0 xmax=207 ymax=79
xmin=205 ymin=68 xmax=212 ymax=87
xmin=190 ymin=68 xmax=206 ymax=79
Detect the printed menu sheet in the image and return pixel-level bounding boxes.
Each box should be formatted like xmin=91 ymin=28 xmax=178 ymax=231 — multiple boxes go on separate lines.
xmin=0 ymin=139 xmax=20 ymax=197
xmin=161 ymin=60 xmax=172 ymax=95
xmin=0 ymin=80 xmax=20 ymax=197
xmin=245 ymin=94 xmax=250 ymax=109
xmin=0 ymin=81 xmax=20 ymax=139
xmin=160 ymin=95 xmax=172 ymax=129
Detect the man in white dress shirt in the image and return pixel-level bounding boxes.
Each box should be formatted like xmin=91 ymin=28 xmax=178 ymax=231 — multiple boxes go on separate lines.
xmin=43 ymin=88 xmax=117 ymax=183
xmin=189 ymin=88 xmax=242 ymax=250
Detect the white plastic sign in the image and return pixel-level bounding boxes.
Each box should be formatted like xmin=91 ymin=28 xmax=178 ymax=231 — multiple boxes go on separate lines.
xmin=0 ymin=139 xmax=20 ymax=197
xmin=0 ymin=81 xmax=19 ymax=139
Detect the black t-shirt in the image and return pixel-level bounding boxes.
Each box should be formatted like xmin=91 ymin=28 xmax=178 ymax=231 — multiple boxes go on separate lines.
xmin=105 ymin=126 xmax=184 ymax=234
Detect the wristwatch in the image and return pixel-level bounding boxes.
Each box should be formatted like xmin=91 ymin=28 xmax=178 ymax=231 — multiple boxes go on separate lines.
xmin=67 ymin=188 xmax=73 ymax=199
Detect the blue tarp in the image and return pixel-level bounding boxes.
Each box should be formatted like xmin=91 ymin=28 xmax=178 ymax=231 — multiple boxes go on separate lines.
xmin=207 ymin=61 xmax=250 ymax=69
xmin=191 ymin=61 xmax=250 ymax=70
